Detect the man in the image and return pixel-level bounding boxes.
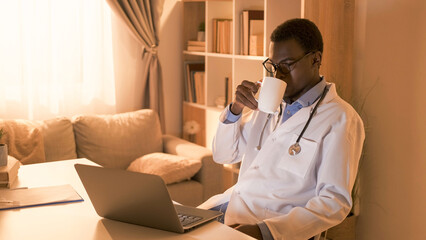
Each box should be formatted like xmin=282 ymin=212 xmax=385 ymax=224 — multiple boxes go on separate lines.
xmin=198 ymin=19 xmax=365 ymax=240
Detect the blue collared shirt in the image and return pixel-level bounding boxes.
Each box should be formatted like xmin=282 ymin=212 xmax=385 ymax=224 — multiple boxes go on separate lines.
xmin=222 ymin=78 xmax=327 ymax=239
xmin=281 ymin=77 xmax=327 ymax=122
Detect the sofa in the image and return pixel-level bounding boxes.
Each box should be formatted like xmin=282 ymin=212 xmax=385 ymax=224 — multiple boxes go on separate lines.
xmin=0 ymin=109 xmax=223 ymax=207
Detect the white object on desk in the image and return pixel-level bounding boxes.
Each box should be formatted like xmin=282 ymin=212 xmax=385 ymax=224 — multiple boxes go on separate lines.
xmin=0 ymin=184 xmax=82 ymax=210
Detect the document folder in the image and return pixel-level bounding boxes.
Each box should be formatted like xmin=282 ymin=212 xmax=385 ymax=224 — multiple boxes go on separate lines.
xmin=0 ymin=184 xmax=83 ymax=210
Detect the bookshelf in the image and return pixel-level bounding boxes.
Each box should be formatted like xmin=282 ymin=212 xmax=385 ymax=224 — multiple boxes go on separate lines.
xmin=181 ymin=0 xmax=303 ymax=150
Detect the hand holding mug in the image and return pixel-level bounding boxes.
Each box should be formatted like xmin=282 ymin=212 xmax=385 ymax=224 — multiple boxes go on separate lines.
xmin=230 ymin=77 xmax=287 ymax=115
xmin=230 ymin=80 xmax=261 ymax=115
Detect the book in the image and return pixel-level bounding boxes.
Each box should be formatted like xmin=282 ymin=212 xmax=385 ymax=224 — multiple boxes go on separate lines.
xmin=213 ymin=19 xmax=217 ymax=52
xmin=225 ymin=76 xmax=233 ymax=106
xmin=187 ymin=41 xmax=206 ymax=52
xmin=193 ymin=71 xmax=205 ymax=105
xmin=187 ymin=45 xmax=205 ymax=52
xmin=0 ymin=184 xmax=83 ymax=210
xmin=0 ymin=156 xmax=20 ymax=188
xmin=249 ymin=33 xmax=264 ymax=56
xmin=213 ymin=19 xmax=233 ymax=54
xmin=184 ymin=62 xmax=205 ymax=103
xmin=249 ymin=19 xmax=264 ymax=56
xmin=187 ymin=41 xmax=205 ymax=47
xmin=242 ymin=10 xmax=264 ymax=55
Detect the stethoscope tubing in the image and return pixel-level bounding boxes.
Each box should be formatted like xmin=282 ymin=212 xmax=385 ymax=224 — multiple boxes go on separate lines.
xmin=256 ymin=85 xmax=329 ymax=153
xmin=295 ymin=85 xmax=329 ymax=144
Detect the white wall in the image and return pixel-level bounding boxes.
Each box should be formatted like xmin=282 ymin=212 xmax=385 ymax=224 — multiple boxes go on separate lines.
xmin=354 ymin=0 xmax=426 ymax=239
xmin=158 ymin=0 xmax=183 ymax=136
xmin=111 ymin=14 xmax=144 ymax=114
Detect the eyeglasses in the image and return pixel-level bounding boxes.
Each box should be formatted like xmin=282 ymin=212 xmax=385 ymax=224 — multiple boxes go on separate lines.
xmin=263 ymin=52 xmax=314 ymax=75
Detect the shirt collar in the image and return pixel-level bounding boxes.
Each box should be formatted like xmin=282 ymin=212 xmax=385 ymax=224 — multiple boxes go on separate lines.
xmin=292 ymin=77 xmax=327 ymax=108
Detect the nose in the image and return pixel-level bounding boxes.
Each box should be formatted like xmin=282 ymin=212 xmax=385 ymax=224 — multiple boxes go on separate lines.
xmin=274 ymin=70 xmax=288 ymax=81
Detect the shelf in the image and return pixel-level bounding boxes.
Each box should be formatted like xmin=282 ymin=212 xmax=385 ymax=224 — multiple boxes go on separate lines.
xmin=206 ymin=105 xmax=225 ymax=112
xmin=183 ymin=51 xmax=233 ymax=59
xmin=233 ymin=54 xmax=266 ymax=61
xmin=182 ymin=0 xmax=301 ymax=148
xmin=183 ymin=101 xmax=205 ymax=109
xmin=184 ymin=51 xmax=265 ymax=60
xmin=181 ymin=0 xmax=231 ymax=2
xmin=183 ymin=101 xmax=225 ymax=112
xmin=183 ymin=51 xmax=206 ymax=56
xmin=206 ymin=52 xmax=233 ymax=58
xmin=224 ymin=164 xmax=240 ymax=174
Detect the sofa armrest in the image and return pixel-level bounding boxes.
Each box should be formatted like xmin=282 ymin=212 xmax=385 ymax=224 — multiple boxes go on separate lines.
xmin=162 ymin=135 xmax=223 ymax=201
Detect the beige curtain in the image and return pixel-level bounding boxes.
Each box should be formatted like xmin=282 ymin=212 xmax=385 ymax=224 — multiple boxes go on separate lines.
xmin=106 ymin=0 xmax=165 ymax=131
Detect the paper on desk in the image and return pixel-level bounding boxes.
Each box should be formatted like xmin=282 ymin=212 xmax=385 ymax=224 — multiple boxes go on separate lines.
xmin=0 ymin=184 xmax=83 ymax=210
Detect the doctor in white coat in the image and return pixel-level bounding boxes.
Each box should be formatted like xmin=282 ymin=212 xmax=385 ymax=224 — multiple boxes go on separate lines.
xmin=198 ymin=19 xmax=365 ymax=240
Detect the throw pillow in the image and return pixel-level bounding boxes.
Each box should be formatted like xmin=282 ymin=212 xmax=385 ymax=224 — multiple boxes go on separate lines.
xmin=127 ymin=152 xmax=202 ymax=184
xmin=0 ymin=119 xmax=46 ymax=164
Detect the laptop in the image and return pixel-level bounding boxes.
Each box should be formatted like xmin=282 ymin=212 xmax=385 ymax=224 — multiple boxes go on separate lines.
xmin=74 ymin=164 xmax=222 ymax=233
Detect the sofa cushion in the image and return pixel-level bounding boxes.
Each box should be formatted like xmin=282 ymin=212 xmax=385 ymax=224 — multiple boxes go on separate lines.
xmin=167 ymin=180 xmax=203 ymax=207
xmin=39 ymin=117 xmax=77 ymax=162
xmin=127 ymin=152 xmax=201 ymax=184
xmin=72 ymin=109 xmax=163 ymax=169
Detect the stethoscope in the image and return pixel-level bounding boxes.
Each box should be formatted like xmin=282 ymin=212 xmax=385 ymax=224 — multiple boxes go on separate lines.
xmin=256 ymin=85 xmax=329 ymax=156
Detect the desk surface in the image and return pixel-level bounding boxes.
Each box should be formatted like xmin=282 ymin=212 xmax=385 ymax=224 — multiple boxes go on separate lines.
xmin=0 ymin=159 xmax=254 ymax=240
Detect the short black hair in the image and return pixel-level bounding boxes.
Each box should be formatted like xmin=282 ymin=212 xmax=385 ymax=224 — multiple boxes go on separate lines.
xmin=270 ymin=18 xmax=323 ymax=53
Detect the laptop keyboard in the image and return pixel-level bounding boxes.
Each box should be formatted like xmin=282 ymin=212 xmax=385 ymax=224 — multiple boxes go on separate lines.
xmin=178 ymin=213 xmax=202 ymax=226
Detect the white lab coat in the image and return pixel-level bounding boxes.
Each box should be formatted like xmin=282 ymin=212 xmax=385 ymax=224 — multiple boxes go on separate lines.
xmin=198 ymin=83 xmax=365 ymax=240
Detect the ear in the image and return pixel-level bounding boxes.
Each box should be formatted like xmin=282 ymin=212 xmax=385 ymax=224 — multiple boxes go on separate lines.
xmin=312 ymin=51 xmax=322 ymax=67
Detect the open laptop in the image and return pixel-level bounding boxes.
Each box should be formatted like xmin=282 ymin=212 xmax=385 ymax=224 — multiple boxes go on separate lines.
xmin=74 ymin=164 xmax=222 ymax=233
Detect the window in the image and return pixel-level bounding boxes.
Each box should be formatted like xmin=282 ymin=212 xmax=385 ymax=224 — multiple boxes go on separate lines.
xmin=0 ymin=0 xmax=115 ymax=119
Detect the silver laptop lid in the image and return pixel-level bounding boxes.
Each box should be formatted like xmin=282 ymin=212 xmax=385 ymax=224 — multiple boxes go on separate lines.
xmin=75 ymin=164 xmax=184 ymax=233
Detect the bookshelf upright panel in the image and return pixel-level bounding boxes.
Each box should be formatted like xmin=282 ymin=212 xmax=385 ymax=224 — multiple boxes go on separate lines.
xmin=265 ymin=0 xmax=302 ymax=55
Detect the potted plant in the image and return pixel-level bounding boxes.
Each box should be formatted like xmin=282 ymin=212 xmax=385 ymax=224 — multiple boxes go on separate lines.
xmin=197 ymin=22 xmax=205 ymax=42
xmin=0 ymin=128 xmax=7 ymax=166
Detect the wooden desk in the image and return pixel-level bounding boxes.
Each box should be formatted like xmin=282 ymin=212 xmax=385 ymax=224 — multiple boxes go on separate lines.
xmin=0 ymin=159 xmax=254 ymax=240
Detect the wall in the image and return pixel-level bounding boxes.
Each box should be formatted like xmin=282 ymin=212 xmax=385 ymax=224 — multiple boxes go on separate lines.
xmin=110 ymin=0 xmax=182 ymax=136
xmin=353 ymin=0 xmax=426 ymax=239
xmin=158 ymin=0 xmax=183 ymax=136
xmin=304 ymin=0 xmax=355 ymax=101
xmin=111 ymin=14 xmax=144 ymax=114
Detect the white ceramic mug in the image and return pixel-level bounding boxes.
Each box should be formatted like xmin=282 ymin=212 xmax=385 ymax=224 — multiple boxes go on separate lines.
xmin=257 ymin=77 xmax=287 ymax=113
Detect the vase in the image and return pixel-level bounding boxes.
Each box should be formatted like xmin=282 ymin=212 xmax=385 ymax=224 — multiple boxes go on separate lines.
xmin=0 ymin=144 xmax=7 ymax=166
xmin=197 ymin=31 xmax=205 ymax=42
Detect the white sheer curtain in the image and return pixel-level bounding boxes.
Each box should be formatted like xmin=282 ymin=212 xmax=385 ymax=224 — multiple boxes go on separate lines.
xmin=0 ymin=0 xmax=116 ymax=120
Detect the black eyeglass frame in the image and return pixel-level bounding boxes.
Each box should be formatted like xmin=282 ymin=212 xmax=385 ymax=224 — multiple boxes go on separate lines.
xmin=262 ymin=51 xmax=315 ymax=75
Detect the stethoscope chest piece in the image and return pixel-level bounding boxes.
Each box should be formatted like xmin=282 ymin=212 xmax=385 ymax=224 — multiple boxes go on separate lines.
xmin=288 ymin=142 xmax=301 ymax=156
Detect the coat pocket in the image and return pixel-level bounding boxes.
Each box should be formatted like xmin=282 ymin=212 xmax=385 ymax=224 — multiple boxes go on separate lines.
xmin=277 ymin=134 xmax=318 ymax=178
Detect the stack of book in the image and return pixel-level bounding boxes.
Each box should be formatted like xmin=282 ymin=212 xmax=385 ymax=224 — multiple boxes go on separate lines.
xmin=241 ymin=10 xmax=264 ymax=56
xmin=0 ymin=156 xmax=20 ymax=188
xmin=186 ymin=41 xmax=205 ymax=52
xmin=183 ymin=62 xmax=205 ymax=105
xmin=212 ymin=19 xmax=233 ymax=54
